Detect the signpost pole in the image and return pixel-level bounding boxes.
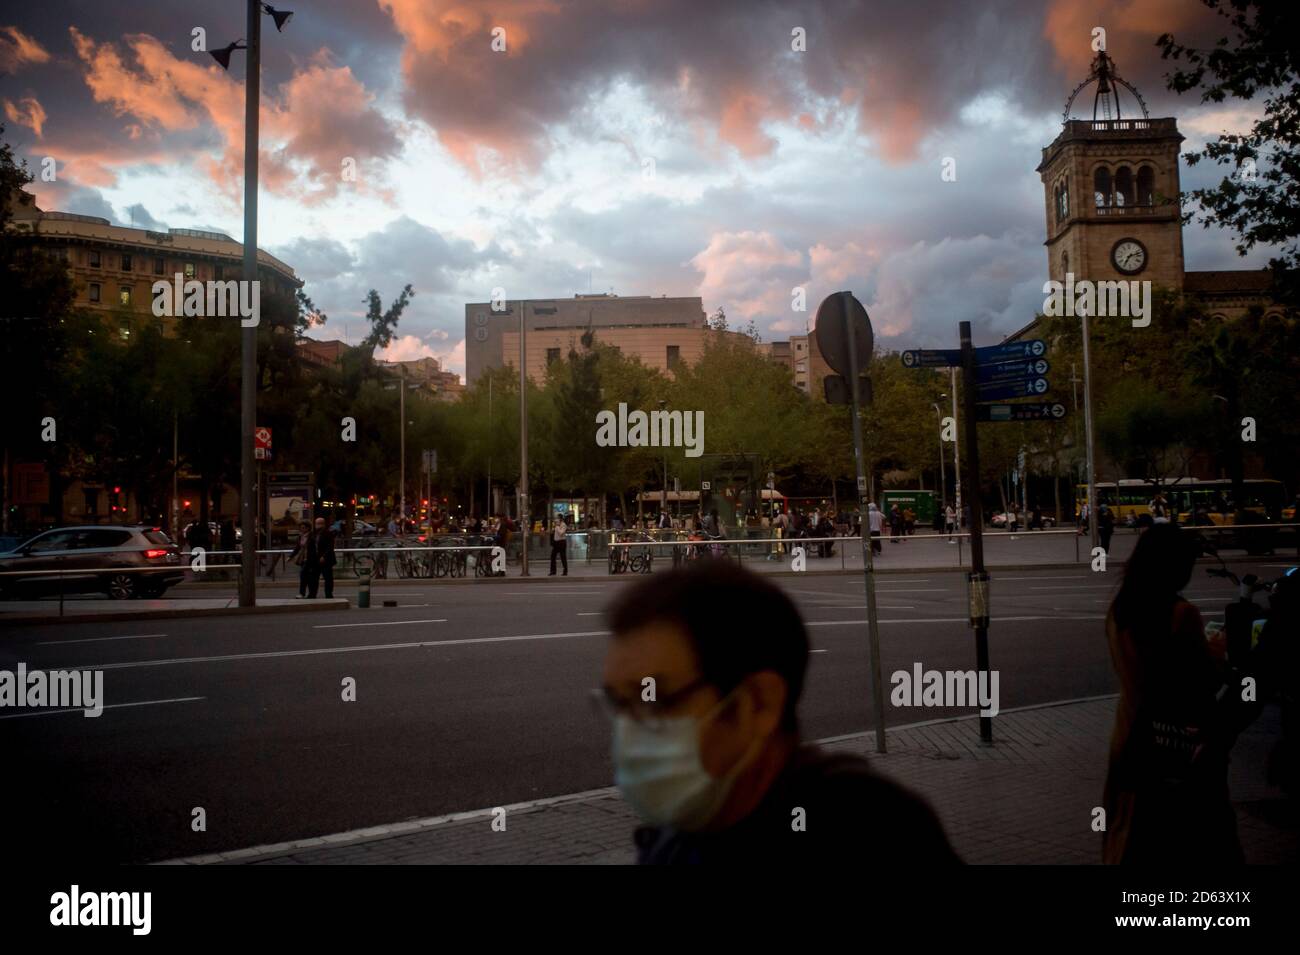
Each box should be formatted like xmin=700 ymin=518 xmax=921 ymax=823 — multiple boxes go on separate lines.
xmin=1080 ymin=311 xmax=1098 ymax=553
xmin=960 ymin=321 xmax=993 ymax=744
xmin=841 ymin=294 xmax=886 ymax=754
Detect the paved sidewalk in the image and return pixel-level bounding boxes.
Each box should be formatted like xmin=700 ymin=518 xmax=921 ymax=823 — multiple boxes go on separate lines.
xmin=168 ymin=696 xmax=1297 ymax=865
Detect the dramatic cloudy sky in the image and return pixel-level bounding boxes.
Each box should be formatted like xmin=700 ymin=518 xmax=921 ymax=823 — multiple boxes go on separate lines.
xmin=1 ymin=0 xmax=1277 ymax=378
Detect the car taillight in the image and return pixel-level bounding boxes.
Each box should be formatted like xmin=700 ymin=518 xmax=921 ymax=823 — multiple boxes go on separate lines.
xmin=144 ymin=549 xmax=168 ymax=559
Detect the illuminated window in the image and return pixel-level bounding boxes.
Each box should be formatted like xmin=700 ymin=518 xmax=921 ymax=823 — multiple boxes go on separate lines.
xmin=119 ymin=286 xmax=132 ymax=306
xmin=184 ymin=262 xmax=196 ymax=279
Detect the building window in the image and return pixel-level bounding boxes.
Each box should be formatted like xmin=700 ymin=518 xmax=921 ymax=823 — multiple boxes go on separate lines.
xmin=153 ymin=257 xmax=165 ymax=275
xmin=119 ymin=286 xmax=132 ymax=306
xmin=1114 ymin=166 xmax=1135 ymax=207
xmin=89 ymin=250 xmax=101 ymax=268
xmin=84 ymin=489 xmax=99 ymax=516
xmin=546 ymin=347 xmax=561 ymax=366
xmin=795 ymin=341 xmax=805 ymax=352
xmin=119 ymin=319 xmax=131 ymax=340
xmin=1137 ymin=165 xmax=1155 ymax=206
xmin=184 ymin=262 xmax=196 ymax=280
xmin=88 ymin=283 xmax=101 ymax=303
xmin=122 ymin=253 xmax=133 ymax=272
xmin=1055 ymin=180 xmax=1069 ymax=224
xmin=667 ymin=345 xmax=681 ymax=369
xmin=1093 ymin=167 xmax=1112 ymax=208
xmin=215 ymin=264 xmax=224 ymax=281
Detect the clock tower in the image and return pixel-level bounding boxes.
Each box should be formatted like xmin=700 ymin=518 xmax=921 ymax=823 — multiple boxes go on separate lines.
xmin=1037 ymin=51 xmax=1185 ymax=291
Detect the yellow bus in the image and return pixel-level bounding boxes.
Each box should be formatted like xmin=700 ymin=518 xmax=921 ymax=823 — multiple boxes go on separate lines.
xmin=1076 ymin=479 xmax=1288 ymax=524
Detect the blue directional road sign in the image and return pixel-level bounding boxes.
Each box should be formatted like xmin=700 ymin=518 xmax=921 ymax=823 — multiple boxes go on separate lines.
xmin=900 ymin=348 xmax=960 ymax=369
xmin=975 ymin=358 xmax=1050 ymax=384
xmin=976 ymin=339 xmax=1046 ymax=363
xmin=976 ymin=377 xmax=1050 ymax=400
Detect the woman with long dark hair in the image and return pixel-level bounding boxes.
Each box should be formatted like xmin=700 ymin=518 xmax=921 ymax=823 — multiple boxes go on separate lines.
xmin=1102 ymin=523 xmax=1241 ymax=864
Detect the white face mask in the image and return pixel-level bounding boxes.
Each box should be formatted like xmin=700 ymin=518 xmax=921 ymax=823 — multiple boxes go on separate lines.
xmin=612 ymin=690 xmax=758 ymax=832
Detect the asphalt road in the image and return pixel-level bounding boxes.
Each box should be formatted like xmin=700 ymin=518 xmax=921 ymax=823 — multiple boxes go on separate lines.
xmin=2 ymin=559 xmax=1287 ymax=863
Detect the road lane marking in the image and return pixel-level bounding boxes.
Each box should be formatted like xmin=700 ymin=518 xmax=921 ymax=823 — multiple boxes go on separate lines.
xmin=63 ymin=631 xmax=611 ymax=671
xmin=577 ymin=612 xmax=602 ymax=616
xmin=503 ymin=590 xmax=603 ymax=595
xmin=0 ymin=696 xmax=205 ymax=720
xmin=998 ymin=576 xmax=1093 ymax=581
xmin=35 ymin=633 xmax=167 ymax=646
xmin=313 ymin=619 xmax=447 ymax=629
xmin=816 ymin=604 xmax=916 ymax=610
xmin=810 ymin=649 xmax=829 ymax=654
xmin=1029 ymin=585 xmax=1113 ymax=590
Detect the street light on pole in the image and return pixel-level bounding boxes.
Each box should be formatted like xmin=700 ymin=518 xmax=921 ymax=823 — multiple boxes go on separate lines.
xmin=384 ymin=369 xmax=419 ymax=531
xmin=658 ymin=399 xmax=669 ymax=518
xmin=210 ymin=1 xmax=294 ymax=608
xmin=933 ymin=400 xmax=946 ymax=521
xmin=950 ymin=367 xmax=962 ymax=530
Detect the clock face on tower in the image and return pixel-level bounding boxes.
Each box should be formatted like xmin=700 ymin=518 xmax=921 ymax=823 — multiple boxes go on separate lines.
xmin=1112 ymin=238 xmax=1147 ymax=275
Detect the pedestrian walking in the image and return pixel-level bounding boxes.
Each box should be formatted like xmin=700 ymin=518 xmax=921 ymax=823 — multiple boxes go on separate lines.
xmin=550 ymin=513 xmax=569 ymax=576
xmin=1098 ymin=503 xmax=1116 ymax=553
xmin=889 ymin=504 xmax=902 ymax=543
xmin=868 ymin=503 xmax=884 ymax=555
xmin=305 ymin=517 xmax=336 ymax=598
xmin=1102 ymin=523 xmax=1245 ymax=865
xmin=601 ymin=562 xmax=961 ymax=864
xmin=945 ymin=504 xmax=956 ymax=542
xmin=288 ymin=520 xmax=312 ymax=598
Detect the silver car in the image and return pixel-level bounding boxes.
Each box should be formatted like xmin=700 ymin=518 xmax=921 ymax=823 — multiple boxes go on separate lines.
xmin=0 ymin=525 xmax=184 ymax=599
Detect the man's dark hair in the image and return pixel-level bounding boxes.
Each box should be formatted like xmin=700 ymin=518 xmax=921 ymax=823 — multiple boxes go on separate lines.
xmin=607 ymin=562 xmax=809 ymax=731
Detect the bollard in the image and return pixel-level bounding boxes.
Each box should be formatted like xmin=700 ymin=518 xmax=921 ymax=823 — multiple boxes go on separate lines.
xmin=358 ymin=568 xmax=371 ymax=609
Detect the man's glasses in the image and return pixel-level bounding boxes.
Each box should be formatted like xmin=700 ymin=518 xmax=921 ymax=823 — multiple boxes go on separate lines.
xmin=589 ymin=676 xmax=714 ymax=730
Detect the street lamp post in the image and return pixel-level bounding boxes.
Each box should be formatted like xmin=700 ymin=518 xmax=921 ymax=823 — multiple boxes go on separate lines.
xmin=933 ymin=400 xmax=946 ymax=520
xmin=950 ymin=367 xmax=962 ymax=528
xmin=212 ymin=2 xmax=294 ymax=608
xmin=658 ymin=399 xmax=669 ymax=518
xmin=518 ymin=300 xmax=529 ymax=576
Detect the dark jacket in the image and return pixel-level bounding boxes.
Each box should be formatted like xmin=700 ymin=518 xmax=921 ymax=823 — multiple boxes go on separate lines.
xmin=306 ymin=528 xmax=336 ymax=568
xmin=634 ymin=745 xmax=961 ymax=865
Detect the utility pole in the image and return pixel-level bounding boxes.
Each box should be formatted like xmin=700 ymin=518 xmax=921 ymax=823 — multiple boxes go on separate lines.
xmin=237 ymin=0 xmax=261 ymax=608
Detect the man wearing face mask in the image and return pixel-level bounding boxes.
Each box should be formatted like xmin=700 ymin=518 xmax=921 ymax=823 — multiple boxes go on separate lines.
xmin=600 ymin=562 xmax=960 ymax=864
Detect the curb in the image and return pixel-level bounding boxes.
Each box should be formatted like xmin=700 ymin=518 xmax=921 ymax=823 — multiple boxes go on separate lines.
xmin=0 ymin=598 xmax=350 ymax=626
xmin=159 ymin=694 xmax=1121 ymax=866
